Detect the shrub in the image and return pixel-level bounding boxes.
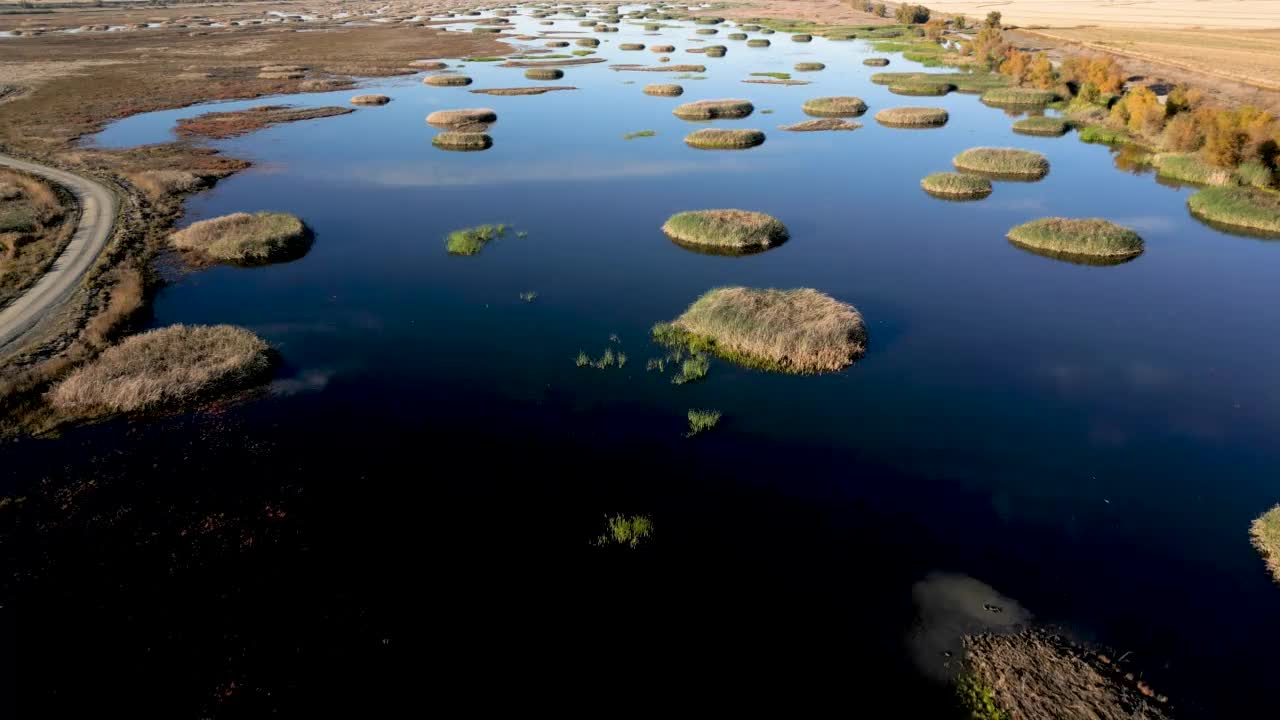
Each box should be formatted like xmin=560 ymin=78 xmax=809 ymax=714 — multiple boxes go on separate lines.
xmin=672 ymin=98 xmax=754 ymax=120
xmin=653 ymin=287 xmax=867 ymax=374
xmin=350 ymin=94 xmax=391 ymax=105
xmin=953 ymin=147 xmax=1050 ymax=179
xmin=423 ymin=74 xmax=472 ymax=87
xmin=662 ymin=209 xmax=787 ymax=251
xmin=445 ymin=224 xmax=507 ymax=255
xmin=802 ymin=96 xmax=867 ymax=118
xmin=1237 ymin=161 xmax=1276 ymax=189
xmin=48 ymin=324 xmax=273 ymax=414
xmin=1013 ymin=116 xmax=1069 ymax=136
xmin=171 ymin=212 xmax=310 ymax=264
xmin=644 ymin=83 xmax=683 ymax=96
xmin=875 ymin=106 xmax=949 ymax=127
xmin=431 ymin=132 xmax=493 ymax=151
xmin=981 ymin=87 xmax=1056 ymax=108
xmin=1160 ymin=113 xmax=1204 ymax=153
xmin=779 ymin=119 xmax=861 ymax=132
xmin=1186 ymin=187 xmax=1280 ymax=235
xmin=1007 ymin=218 xmax=1144 ymax=259
xmin=525 ymin=67 xmax=564 ymax=80
xmin=895 ymin=3 xmax=930 ymax=23
xmin=920 ymin=172 xmax=993 ymax=199
xmin=1251 ymin=505 xmax=1280 ymax=584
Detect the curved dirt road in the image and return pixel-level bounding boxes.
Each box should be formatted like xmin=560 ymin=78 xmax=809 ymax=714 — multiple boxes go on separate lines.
xmin=0 ymin=155 xmax=116 ymax=352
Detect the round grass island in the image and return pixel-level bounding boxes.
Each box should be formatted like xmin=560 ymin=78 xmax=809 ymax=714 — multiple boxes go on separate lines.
xmin=171 ymin=211 xmax=311 ymax=264
xmin=1012 ymin=116 xmax=1070 ymax=136
xmin=423 ymin=74 xmax=473 ymax=87
xmin=432 ymin=131 xmax=493 ymax=151
xmin=653 ymin=287 xmax=867 ymax=373
xmin=672 ymin=98 xmax=754 ymax=120
xmin=644 ymin=83 xmax=684 ymax=96
xmin=525 ymin=67 xmax=564 ymax=80
xmin=350 ymin=94 xmax=391 ymax=106
xmin=1186 ymin=186 xmax=1280 ymax=236
xmin=662 ymin=209 xmax=787 ymax=254
xmin=953 ymin=147 xmax=1049 ymax=180
xmin=49 ymin=324 xmax=274 ymax=415
xmin=1006 ymin=218 xmax=1144 ymax=262
xmin=981 ymin=87 xmax=1057 ymax=108
xmin=875 ymin=107 xmax=948 ymax=128
xmin=920 ymin=172 xmax=993 ymax=200
xmin=684 ymin=128 xmax=765 ymax=149
xmin=1251 ymin=504 xmax=1280 ymax=584
xmin=802 ymin=96 xmax=867 ymax=118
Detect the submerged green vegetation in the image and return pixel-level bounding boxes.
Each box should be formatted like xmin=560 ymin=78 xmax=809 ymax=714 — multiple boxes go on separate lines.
xmin=623 ymin=129 xmax=656 ymax=140
xmin=1251 ymin=505 xmax=1280 ymax=583
xmin=1006 ymin=218 xmax=1144 ymax=260
xmin=920 ymin=173 xmax=993 ymax=200
xmin=594 ymin=514 xmax=653 ymax=549
xmin=653 ymin=287 xmax=867 ymax=374
xmin=953 ymin=147 xmax=1050 ymax=179
xmin=171 ymin=212 xmax=310 ymax=264
xmin=1187 ymin=187 xmax=1280 ymax=235
xmin=684 ymin=128 xmax=766 ymax=149
xmin=662 ymin=209 xmax=787 ymax=252
xmin=686 ymin=409 xmax=722 ymax=437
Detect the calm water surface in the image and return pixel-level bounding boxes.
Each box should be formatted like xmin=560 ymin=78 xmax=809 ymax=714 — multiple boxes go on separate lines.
xmin=6 ymin=6 xmax=1280 ymax=716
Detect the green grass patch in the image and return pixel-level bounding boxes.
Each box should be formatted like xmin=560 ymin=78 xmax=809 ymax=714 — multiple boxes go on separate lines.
xmin=623 ymin=129 xmax=656 ymax=140
xmin=956 ymin=674 xmax=1010 ymax=720
xmin=953 ymin=147 xmax=1049 ymax=180
xmin=423 ymin=74 xmax=473 ymax=87
xmin=889 ymin=81 xmax=953 ymax=96
xmin=920 ymin=172 xmax=992 ymax=200
xmin=571 ymin=49 xmax=596 ymax=56
xmin=1154 ymin=153 xmax=1237 ymax=187
xmin=1187 ymin=187 xmax=1280 ymax=236
xmin=1007 ymin=218 xmax=1144 ymax=260
xmin=463 ymin=56 xmax=504 ymax=62
xmin=686 ymin=409 xmax=722 ymax=437
xmin=653 ymin=287 xmax=867 ymax=374
xmin=445 ymin=223 xmax=508 ymax=255
xmin=1012 ymin=116 xmax=1069 ymax=136
xmin=594 ymin=514 xmax=653 ymax=548
xmin=981 ymin=87 xmax=1057 ymax=108
xmin=525 ymin=67 xmax=565 ymax=80
xmin=870 ymin=71 xmax=1009 ymax=94
xmin=751 ymin=72 xmax=791 ymax=80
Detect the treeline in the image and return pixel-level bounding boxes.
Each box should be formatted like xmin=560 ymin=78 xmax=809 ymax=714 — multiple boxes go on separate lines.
xmin=898 ymin=6 xmax=1280 ymax=186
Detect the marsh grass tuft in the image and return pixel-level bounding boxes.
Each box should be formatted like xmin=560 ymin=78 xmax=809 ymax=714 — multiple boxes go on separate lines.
xmin=1012 ymin=116 xmax=1069 ymax=136
xmin=686 ymin=409 xmax=722 ymax=437
xmin=779 ymin=118 xmax=861 ymax=132
xmin=981 ymin=87 xmax=1057 ymax=108
xmin=1251 ymin=505 xmax=1280 ymax=584
xmin=1006 ymin=218 xmax=1144 ymax=260
xmin=671 ymin=353 xmax=710 ymax=385
xmin=1154 ymin=154 xmax=1236 ymax=187
xmin=889 ymin=81 xmax=953 ymax=96
xmin=524 ymin=67 xmax=564 ymax=80
xmin=643 ymin=83 xmax=684 ymax=96
xmin=794 ymin=62 xmax=825 ymax=71
xmin=654 ymin=287 xmax=867 ymax=374
xmin=1186 ymin=187 xmax=1280 ymax=236
xmin=624 ymin=129 xmax=657 ymax=139
xmin=672 ymin=98 xmax=753 ymax=120
xmin=350 ymin=94 xmax=391 ymax=105
xmin=662 ymin=209 xmax=786 ymax=251
xmin=432 ymin=132 xmax=493 ymax=151
xmin=519 ymin=291 xmax=538 ymax=303
xmin=920 ymin=172 xmax=993 ymax=200
xmin=953 ymin=147 xmax=1049 ymax=179
xmin=594 ymin=514 xmax=653 ymax=549
xmin=620 ymin=42 xmax=645 ymax=50
xmin=863 ymin=57 xmax=890 ymax=66
xmin=802 ymin=96 xmax=867 ymax=118
xmin=171 ymin=212 xmax=310 ymax=264
xmin=49 ymin=324 xmax=274 ymax=414
xmin=746 ymin=38 xmax=771 ymax=47
xmin=423 ymin=74 xmax=473 ymax=87
xmin=426 ymin=108 xmax=497 ymax=129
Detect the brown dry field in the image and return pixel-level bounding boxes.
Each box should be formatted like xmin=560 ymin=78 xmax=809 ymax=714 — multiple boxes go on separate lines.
xmin=925 ymin=0 xmax=1280 ymax=30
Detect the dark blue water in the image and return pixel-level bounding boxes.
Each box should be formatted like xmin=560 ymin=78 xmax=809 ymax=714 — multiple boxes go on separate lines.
xmin=6 ymin=7 xmax=1280 ymax=717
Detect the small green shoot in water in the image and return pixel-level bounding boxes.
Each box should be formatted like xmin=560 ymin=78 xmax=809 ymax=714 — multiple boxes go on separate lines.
xmin=750 ymin=72 xmax=791 ymax=80
xmin=623 ymin=130 xmax=657 ymax=140
xmin=686 ymin=409 xmax=721 ymax=437
xmin=575 ymin=351 xmax=591 ymax=367
xmin=672 ymin=354 xmax=709 ymax=385
xmin=594 ymin=513 xmax=653 ymax=548
xmin=519 ymin=291 xmax=538 ymax=303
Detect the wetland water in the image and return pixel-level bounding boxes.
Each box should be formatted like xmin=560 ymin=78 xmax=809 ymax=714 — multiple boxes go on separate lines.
xmin=6 ymin=6 xmax=1280 ymax=716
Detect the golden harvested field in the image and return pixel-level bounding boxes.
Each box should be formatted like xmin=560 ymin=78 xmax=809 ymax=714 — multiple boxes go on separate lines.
xmin=925 ymin=0 xmax=1280 ymax=29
